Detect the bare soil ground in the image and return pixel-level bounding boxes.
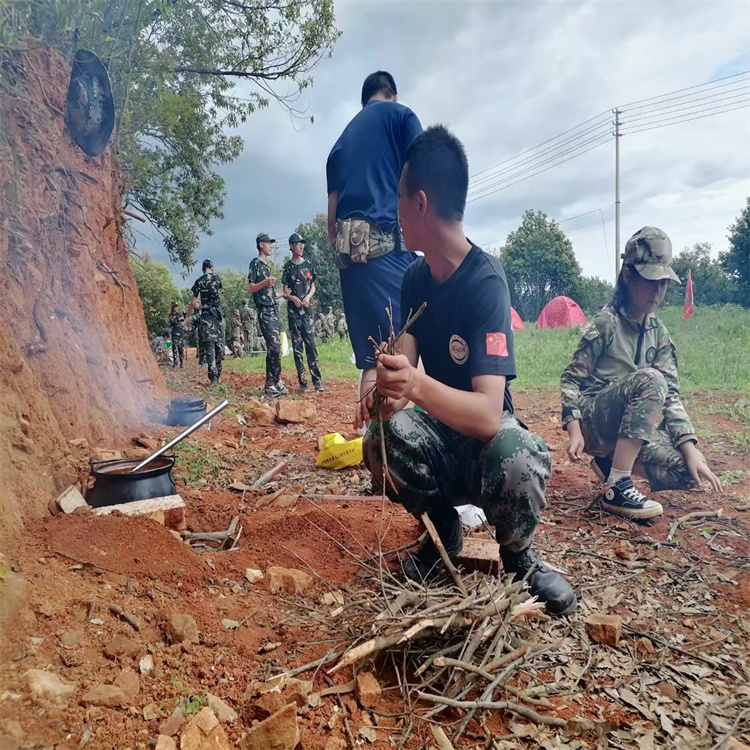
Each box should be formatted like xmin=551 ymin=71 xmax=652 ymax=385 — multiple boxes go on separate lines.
xmin=1 ymin=360 xmax=749 ymax=749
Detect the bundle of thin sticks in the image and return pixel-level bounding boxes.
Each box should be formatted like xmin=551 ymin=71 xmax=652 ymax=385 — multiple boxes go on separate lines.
xmin=366 ymin=301 xmax=427 ymax=494
xmin=327 ymin=566 xmax=566 ymax=741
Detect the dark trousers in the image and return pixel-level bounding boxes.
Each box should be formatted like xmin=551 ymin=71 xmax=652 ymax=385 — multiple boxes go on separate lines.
xmin=288 ymin=311 xmax=322 ymax=387
xmin=258 ymin=305 xmax=282 ymax=388
xmin=171 ymin=336 xmax=185 ymax=367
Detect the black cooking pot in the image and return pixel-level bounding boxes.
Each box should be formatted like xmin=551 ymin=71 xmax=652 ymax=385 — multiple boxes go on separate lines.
xmin=88 ymin=456 xmax=176 ymax=508
xmin=167 ymin=396 xmax=207 ymax=427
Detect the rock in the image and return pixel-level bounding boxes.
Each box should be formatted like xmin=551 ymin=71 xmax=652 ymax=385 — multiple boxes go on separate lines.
xmin=655 ymin=681 xmax=678 ymax=700
xmin=276 ymin=401 xmax=317 ymax=425
xmin=251 ymin=405 xmax=277 ymax=426
xmin=253 ymin=692 xmax=287 ymax=719
xmin=359 ymin=727 xmax=377 ymax=744
xmin=221 ymin=619 xmax=240 ymax=630
xmin=266 ymin=567 xmax=313 ymax=596
xmin=81 ymin=684 xmax=127 ymax=708
xmin=69 ymin=438 xmax=89 ymax=449
xmin=180 ymin=708 xmax=232 ymax=750
xmin=585 ymin=614 xmax=623 ymax=647
xmin=60 ymin=650 xmax=85 ymax=668
xmin=57 ymin=486 xmax=88 ymax=514
xmin=321 ymin=592 xmax=344 ymax=607
xmin=114 ymin=670 xmax=140 ymax=701
xmin=166 ymin=614 xmax=200 ymax=645
xmin=140 ymin=655 xmax=154 ymax=675
xmin=636 ymin=637 xmax=656 ymax=660
xmin=0 ymin=573 xmax=33 ymax=626
xmin=135 ymin=435 xmax=159 ymax=451
xmin=245 ymin=569 xmax=264 ymax=584
xmin=724 ymin=740 xmax=750 ymax=750
xmin=324 ymin=739 xmax=346 ymax=750
xmin=3 ymin=722 xmax=24 ymax=742
xmin=612 ymin=540 xmax=634 ymax=560
xmin=283 ymin=679 xmax=313 ymax=709
xmin=48 ymin=497 xmax=62 ymax=516
xmin=156 ymin=737 xmax=177 ymax=750
xmin=60 ymin=629 xmax=86 ymax=648
xmin=207 ymin=694 xmax=237 ymax=723
xmin=25 ymin=669 xmax=75 ymax=704
xmin=159 ymin=715 xmax=185 ymax=737
xmin=37 ymin=600 xmax=57 ymax=618
xmin=355 ymin=672 xmax=381 ymax=708
xmin=104 ymin=636 xmax=141 ymax=661
xmin=239 ymin=704 xmax=299 ymax=750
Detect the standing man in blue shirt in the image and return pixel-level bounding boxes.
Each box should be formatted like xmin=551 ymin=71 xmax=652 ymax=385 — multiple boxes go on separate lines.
xmin=326 ymin=71 xmax=422 ymax=422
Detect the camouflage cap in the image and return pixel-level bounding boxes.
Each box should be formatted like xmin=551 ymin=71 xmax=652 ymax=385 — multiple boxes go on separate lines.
xmin=171 ymin=301 xmax=179 ymax=307
xmin=622 ymin=227 xmax=680 ymax=283
xmin=288 ymin=232 xmax=306 ymax=245
xmin=256 ymin=232 xmax=275 ymax=244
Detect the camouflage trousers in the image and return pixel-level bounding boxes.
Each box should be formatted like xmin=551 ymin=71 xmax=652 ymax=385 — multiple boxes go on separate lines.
xmin=230 ymin=334 xmax=243 ymax=358
xmin=243 ymin=327 xmax=255 ymax=355
xmin=580 ymin=369 xmax=701 ymax=491
xmin=363 ymin=409 xmax=551 ymax=552
xmin=171 ymin=335 xmax=184 ymax=368
xmin=257 ymin=305 xmax=282 ymax=388
xmin=199 ymin=315 xmax=223 ymax=383
xmin=288 ymin=311 xmax=322 ymax=388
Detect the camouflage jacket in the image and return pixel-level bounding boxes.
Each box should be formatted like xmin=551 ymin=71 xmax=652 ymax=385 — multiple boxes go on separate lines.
xmin=281 ymin=258 xmax=316 ymax=315
xmin=191 ymin=273 xmax=223 ymax=321
xmin=248 ymin=257 xmax=277 ymax=307
xmin=168 ymin=311 xmax=184 ymax=338
xmin=560 ymin=305 xmax=696 ymax=447
xmin=240 ymin=302 xmax=256 ymax=329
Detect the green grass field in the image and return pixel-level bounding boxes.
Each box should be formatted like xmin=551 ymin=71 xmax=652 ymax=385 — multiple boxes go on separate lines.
xmin=225 ymin=305 xmax=750 ymax=394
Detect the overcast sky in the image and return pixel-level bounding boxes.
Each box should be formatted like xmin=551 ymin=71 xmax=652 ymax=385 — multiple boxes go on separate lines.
xmin=144 ymin=0 xmax=750 ymax=288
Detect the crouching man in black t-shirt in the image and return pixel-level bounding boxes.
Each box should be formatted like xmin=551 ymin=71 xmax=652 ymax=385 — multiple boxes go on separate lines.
xmin=359 ymin=126 xmax=577 ymax=616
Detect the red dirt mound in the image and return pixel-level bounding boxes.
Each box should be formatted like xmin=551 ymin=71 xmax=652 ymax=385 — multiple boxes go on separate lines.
xmin=0 ymin=47 xmax=166 ymax=540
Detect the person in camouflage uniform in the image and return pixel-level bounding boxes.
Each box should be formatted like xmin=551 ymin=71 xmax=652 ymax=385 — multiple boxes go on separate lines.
xmin=229 ymin=309 xmax=244 ymax=358
xmin=168 ymin=302 xmax=186 ymax=369
xmin=325 ymin=307 xmax=336 ymax=340
xmin=561 ymin=227 xmax=723 ymax=520
xmin=315 ymin=314 xmax=326 ymax=341
xmin=240 ymin=299 xmax=256 ymax=355
xmin=191 ymin=306 xmax=205 ymax=367
xmin=187 ymin=259 xmax=224 ymax=385
xmin=361 ymin=126 xmax=576 ymax=616
xmin=248 ymin=233 xmax=288 ymax=396
xmin=281 ymin=233 xmax=324 ymax=392
xmin=337 ymin=314 xmax=348 ymax=340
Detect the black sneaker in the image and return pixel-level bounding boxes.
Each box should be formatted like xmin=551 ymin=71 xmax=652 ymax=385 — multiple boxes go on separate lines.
xmin=299 ymin=383 xmax=309 ymax=393
xmin=591 ymin=456 xmax=612 ymax=482
xmin=265 ymin=384 xmax=283 ymax=397
xmin=601 ymin=477 xmax=663 ymax=519
xmin=314 ymin=382 xmax=325 ymax=392
xmin=276 ymin=381 xmax=289 ymax=396
xmin=403 ymin=508 xmax=463 ymax=583
xmin=500 ymin=547 xmax=577 ymax=617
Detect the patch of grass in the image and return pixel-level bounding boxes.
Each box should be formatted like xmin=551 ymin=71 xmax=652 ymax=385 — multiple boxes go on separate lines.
xmin=225 ymin=336 xmax=358 ymax=382
xmin=173 ymin=442 xmax=222 ymax=484
xmin=717 ymin=469 xmax=747 ymax=487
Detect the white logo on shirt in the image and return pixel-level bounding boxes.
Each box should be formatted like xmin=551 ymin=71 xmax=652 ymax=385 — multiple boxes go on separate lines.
xmin=449 ymin=335 xmax=469 ymax=365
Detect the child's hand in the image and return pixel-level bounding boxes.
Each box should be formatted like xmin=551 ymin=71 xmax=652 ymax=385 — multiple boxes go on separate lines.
xmin=566 ymin=421 xmax=585 ymax=461
xmin=683 ymin=444 xmax=723 ymax=493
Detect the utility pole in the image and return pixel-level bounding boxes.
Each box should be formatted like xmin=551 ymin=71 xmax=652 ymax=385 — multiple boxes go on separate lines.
xmin=614 ymin=108 xmax=621 ymax=278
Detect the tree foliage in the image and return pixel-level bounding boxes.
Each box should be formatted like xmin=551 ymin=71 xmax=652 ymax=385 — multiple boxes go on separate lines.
xmin=577 ymin=275 xmax=614 ymax=315
xmin=129 ymin=251 xmax=181 ymax=334
xmin=499 ymin=210 xmax=583 ymax=321
xmin=3 ymin=0 xmax=340 ymax=268
xmin=664 ymin=242 xmax=738 ymax=308
xmin=720 ymin=198 xmax=750 ymax=308
xmin=295 ymin=213 xmax=343 ymax=315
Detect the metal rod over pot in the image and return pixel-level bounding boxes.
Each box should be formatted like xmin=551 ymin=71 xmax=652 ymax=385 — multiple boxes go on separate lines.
xmin=130 ymin=399 xmax=229 ymax=473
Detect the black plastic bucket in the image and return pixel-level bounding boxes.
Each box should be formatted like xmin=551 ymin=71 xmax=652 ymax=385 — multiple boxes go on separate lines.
xmin=167 ymin=396 xmax=207 ymax=426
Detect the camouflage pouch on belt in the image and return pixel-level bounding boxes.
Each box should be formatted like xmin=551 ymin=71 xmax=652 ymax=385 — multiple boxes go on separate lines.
xmin=334 ymin=219 xmax=395 ymax=269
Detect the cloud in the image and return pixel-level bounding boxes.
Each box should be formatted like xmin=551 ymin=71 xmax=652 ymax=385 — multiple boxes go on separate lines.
xmin=145 ymin=0 xmax=750 ymax=289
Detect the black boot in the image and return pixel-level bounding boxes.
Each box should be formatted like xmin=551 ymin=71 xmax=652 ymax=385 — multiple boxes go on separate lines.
xmin=403 ymin=507 xmax=463 ymax=583
xmin=500 ymin=547 xmax=577 ymax=617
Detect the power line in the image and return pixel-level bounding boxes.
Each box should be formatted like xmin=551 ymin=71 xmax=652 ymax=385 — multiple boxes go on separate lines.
xmin=468 ymin=110 xmax=610 ymax=181
xmin=620 ymin=102 xmax=750 ymax=135
xmin=621 ymin=91 xmax=750 ymax=126
xmin=619 ymin=80 xmax=750 ymax=117
xmin=469 ymin=119 xmax=613 ymax=189
xmin=617 ymin=69 xmax=750 ymax=109
xmin=468 ymin=137 xmax=612 ymax=203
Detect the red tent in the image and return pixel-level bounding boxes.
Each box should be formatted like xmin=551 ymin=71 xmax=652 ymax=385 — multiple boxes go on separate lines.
xmin=536 ymin=296 xmax=588 ymax=329
xmin=510 ymin=307 xmax=524 ymax=331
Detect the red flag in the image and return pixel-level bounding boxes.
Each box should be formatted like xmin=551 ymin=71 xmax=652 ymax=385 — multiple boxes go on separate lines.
xmin=683 ymin=270 xmax=694 ymax=321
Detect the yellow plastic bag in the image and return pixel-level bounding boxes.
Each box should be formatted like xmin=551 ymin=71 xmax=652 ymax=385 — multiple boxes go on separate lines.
xmin=316 ymin=432 xmax=363 ymax=470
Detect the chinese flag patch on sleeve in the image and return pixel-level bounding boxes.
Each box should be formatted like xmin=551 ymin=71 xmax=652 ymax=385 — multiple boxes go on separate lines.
xmin=486 ymin=332 xmax=508 ymax=356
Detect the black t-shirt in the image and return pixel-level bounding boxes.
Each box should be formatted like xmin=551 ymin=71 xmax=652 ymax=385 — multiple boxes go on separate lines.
xmin=401 ymin=244 xmax=516 ymax=414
